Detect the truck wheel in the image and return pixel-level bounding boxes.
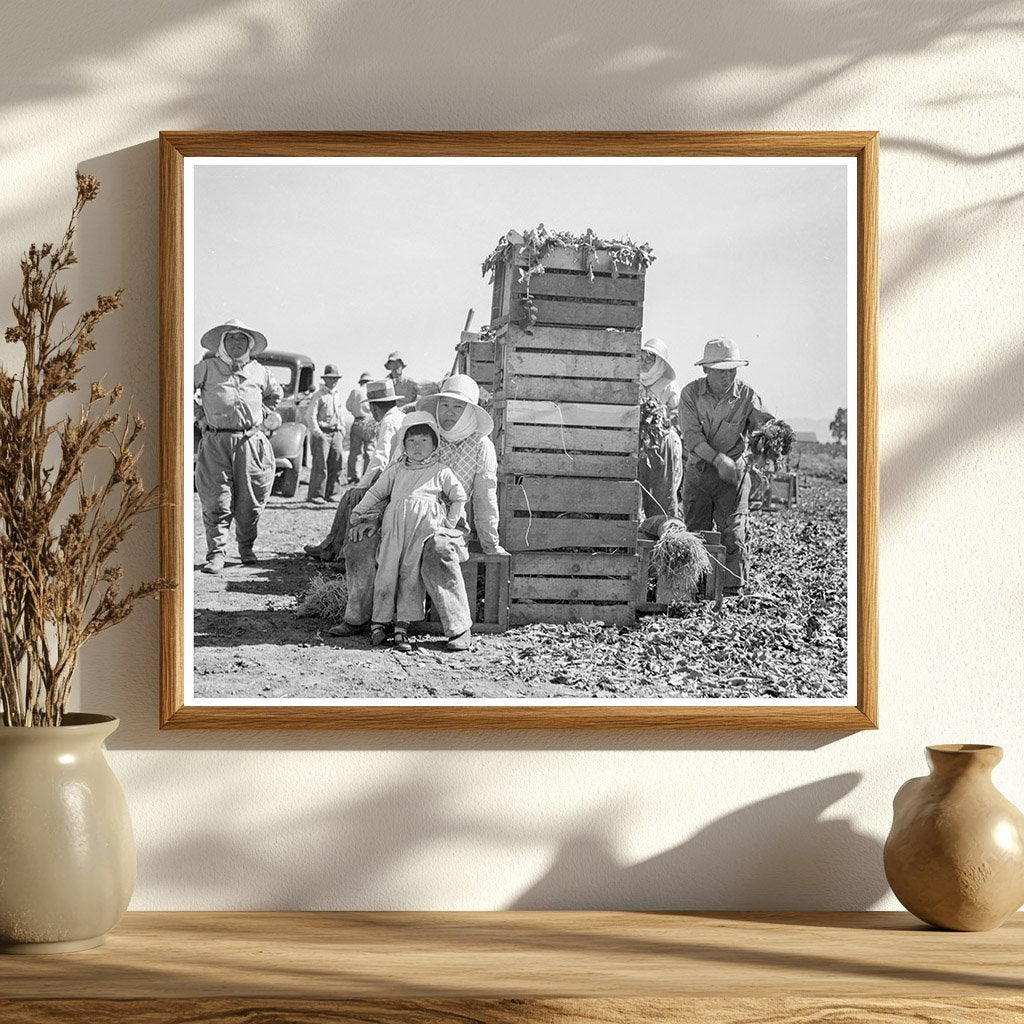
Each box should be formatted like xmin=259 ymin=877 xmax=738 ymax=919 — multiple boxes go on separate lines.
xmin=278 ymin=462 xmax=300 ymax=498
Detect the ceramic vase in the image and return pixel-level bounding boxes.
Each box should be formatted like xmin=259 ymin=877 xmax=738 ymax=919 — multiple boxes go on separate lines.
xmin=884 ymin=744 xmax=1024 ymax=931
xmin=0 ymin=713 xmax=135 ymax=953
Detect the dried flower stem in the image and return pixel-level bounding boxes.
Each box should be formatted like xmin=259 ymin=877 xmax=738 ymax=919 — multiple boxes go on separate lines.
xmin=0 ymin=174 xmax=173 ymax=726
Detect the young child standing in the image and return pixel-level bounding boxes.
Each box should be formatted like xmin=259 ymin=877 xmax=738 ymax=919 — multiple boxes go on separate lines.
xmin=347 ymin=411 xmax=470 ymax=651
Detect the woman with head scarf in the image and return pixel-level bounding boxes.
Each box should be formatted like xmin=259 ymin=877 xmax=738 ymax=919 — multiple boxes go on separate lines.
xmin=193 ymin=318 xmax=283 ymax=573
xmin=639 ymin=337 xmax=684 ymax=520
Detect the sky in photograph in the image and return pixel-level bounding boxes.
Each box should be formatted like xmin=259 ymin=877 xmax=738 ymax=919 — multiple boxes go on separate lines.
xmin=191 ymin=158 xmax=851 ymax=429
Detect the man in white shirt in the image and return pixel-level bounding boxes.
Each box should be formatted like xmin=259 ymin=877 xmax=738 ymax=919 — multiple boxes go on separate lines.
xmin=345 ymin=371 xmax=375 ymax=483
xmin=303 ymin=378 xmax=403 ymax=561
xmin=304 ymin=365 xmax=349 ymax=502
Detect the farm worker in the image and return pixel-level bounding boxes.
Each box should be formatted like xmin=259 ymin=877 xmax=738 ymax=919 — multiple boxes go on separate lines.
xmin=193 ymin=318 xmax=282 ymax=574
xmin=678 ymin=337 xmax=774 ymax=595
xmin=304 ymin=364 xmax=348 ymax=503
xmin=303 ymin=378 xmax=405 ymax=562
xmin=639 ymin=337 xmax=684 ymax=520
xmin=345 ymin=371 xmax=376 ymax=483
xmin=384 ymin=350 xmax=420 ymax=404
xmin=329 ymin=374 xmax=508 ymax=652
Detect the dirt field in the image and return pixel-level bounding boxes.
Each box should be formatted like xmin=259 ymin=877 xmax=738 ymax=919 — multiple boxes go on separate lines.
xmin=193 ymin=464 xmax=849 ymax=701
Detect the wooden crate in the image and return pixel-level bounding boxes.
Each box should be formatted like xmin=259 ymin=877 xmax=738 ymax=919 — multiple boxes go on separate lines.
xmin=494 ymin=399 xmax=640 ymax=481
xmin=491 ymin=244 xmax=647 ymax=331
xmin=636 ymin=531 xmax=727 ymax=612
xmin=770 ymin=472 xmax=799 ymax=507
xmin=455 ymin=338 xmax=496 ymax=390
xmin=494 ymin=324 xmax=640 ymax=405
xmin=499 ymin=476 xmax=640 ymax=553
xmin=509 ymin=551 xmax=639 ymax=626
xmin=424 ymin=552 xmax=510 ymax=634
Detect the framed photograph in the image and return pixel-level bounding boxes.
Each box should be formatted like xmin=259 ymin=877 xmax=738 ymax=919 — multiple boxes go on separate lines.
xmin=160 ymin=131 xmax=877 ymax=729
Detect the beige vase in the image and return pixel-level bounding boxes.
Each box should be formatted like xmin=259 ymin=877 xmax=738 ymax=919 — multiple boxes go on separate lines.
xmin=0 ymin=713 xmax=135 ymax=953
xmin=884 ymin=744 xmax=1024 ymax=931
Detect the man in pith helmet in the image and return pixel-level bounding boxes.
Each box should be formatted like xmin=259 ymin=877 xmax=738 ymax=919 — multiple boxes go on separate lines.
xmin=678 ymin=337 xmax=775 ymax=595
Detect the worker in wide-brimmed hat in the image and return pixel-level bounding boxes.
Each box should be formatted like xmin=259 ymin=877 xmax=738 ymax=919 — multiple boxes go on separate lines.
xmin=327 ymin=373 xmax=506 ymax=652
xmin=193 ymin=318 xmax=282 ymax=573
xmin=678 ymin=337 xmax=775 ymax=595
xmin=639 ymin=337 xmax=684 ymax=520
xmin=345 ymin=371 xmax=376 ymax=483
xmin=304 ymin=364 xmax=348 ymax=503
xmin=302 ymin=378 xmax=405 ymax=563
xmin=384 ymin=350 xmax=419 ymax=404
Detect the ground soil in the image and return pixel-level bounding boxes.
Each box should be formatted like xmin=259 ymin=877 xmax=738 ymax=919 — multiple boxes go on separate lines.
xmin=193 ymin=464 xmax=849 ymax=701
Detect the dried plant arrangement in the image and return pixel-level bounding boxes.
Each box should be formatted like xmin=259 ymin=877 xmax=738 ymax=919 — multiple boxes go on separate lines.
xmin=0 ymin=174 xmax=172 ymax=726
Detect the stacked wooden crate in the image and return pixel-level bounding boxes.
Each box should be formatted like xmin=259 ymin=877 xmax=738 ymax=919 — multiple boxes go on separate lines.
xmin=487 ymin=240 xmax=648 ymax=626
xmin=454 ymin=337 xmax=496 ymax=393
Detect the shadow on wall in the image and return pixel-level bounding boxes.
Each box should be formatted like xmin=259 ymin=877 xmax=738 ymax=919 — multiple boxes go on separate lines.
xmin=512 ymin=773 xmax=886 ymax=910
xmin=129 ymin=757 xmax=885 ymax=909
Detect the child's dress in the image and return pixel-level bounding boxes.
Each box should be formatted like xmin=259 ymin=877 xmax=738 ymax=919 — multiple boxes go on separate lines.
xmin=349 ymin=454 xmax=468 ymax=624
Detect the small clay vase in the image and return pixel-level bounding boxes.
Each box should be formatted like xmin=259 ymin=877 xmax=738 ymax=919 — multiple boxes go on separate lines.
xmin=884 ymin=744 xmax=1024 ymax=930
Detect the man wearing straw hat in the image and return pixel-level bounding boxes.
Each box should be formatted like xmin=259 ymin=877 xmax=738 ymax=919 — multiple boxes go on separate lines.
xmin=639 ymin=337 xmax=684 ymax=520
xmin=327 ymin=373 xmax=507 ymax=651
xmin=345 ymin=371 xmax=376 ymax=483
xmin=303 ymin=378 xmax=404 ymax=562
xmin=678 ymin=337 xmax=775 ymax=595
xmin=193 ymin=318 xmax=283 ymax=574
xmin=304 ymin=364 xmax=348 ymax=503
xmin=384 ymin=351 xmax=420 ymax=405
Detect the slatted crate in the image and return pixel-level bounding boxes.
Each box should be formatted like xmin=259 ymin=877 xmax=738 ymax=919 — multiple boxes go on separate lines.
xmin=423 ymin=552 xmax=510 ymax=634
xmin=499 ymin=477 xmax=641 ymax=553
xmin=491 ymin=245 xmax=647 ymax=331
xmin=493 ymin=399 xmax=640 ymax=481
xmin=636 ymin=531 xmax=728 ymax=613
xmin=509 ymin=552 xmax=640 ymax=626
xmin=455 ymin=338 xmax=496 ymax=391
xmin=494 ymin=324 xmax=640 ymax=405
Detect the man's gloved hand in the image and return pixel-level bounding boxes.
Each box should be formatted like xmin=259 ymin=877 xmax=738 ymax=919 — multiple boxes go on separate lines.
xmin=713 ymin=452 xmax=740 ymax=486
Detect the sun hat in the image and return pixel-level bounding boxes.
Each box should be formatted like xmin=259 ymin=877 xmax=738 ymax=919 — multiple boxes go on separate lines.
xmin=320 ymin=364 xmax=342 ymax=380
xmin=695 ymin=337 xmax=749 ymax=369
xmin=365 ymin=378 xmax=399 ymax=403
xmin=641 ymin=337 xmax=676 ymax=381
xmin=415 ymin=373 xmax=494 ymax=437
xmin=199 ymin=318 xmax=268 ymax=356
xmin=358 ymin=371 xmax=372 ymax=384
xmin=384 ymin=351 xmax=406 ymax=370
xmin=396 ymin=410 xmax=440 ymax=452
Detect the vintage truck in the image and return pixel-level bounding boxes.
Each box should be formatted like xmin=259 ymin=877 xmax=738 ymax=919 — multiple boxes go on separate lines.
xmin=194 ymin=350 xmax=316 ymax=498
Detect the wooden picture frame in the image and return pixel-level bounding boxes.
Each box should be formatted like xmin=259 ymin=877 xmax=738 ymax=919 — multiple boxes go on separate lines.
xmin=160 ymin=131 xmax=878 ymax=730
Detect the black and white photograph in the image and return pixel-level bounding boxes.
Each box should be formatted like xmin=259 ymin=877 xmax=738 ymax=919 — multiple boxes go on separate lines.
xmin=166 ymin=138 xmax=873 ymax=723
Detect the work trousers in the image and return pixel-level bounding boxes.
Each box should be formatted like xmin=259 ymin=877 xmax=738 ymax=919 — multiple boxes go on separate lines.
xmin=639 ymin=428 xmax=683 ymax=519
xmin=681 ymin=460 xmax=751 ymax=590
xmin=342 ymin=532 xmax=472 ymax=637
xmin=195 ymin=429 xmax=275 ymax=557
xmin=347 ymin=418 xmax=375 ymax=482
xmin=307 ymin=429 xmax=345 ymax=501
xmin=313 ymin=486 xmax=369 ymax=562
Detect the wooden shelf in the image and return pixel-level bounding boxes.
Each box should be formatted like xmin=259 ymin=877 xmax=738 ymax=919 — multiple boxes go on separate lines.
xmin=1 ymin=911 xmax=1022 ymax=1022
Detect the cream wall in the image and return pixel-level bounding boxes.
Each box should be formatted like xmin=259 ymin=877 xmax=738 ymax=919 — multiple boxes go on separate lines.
xmin=2 ymin=1 xmax=1021 ymax=910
